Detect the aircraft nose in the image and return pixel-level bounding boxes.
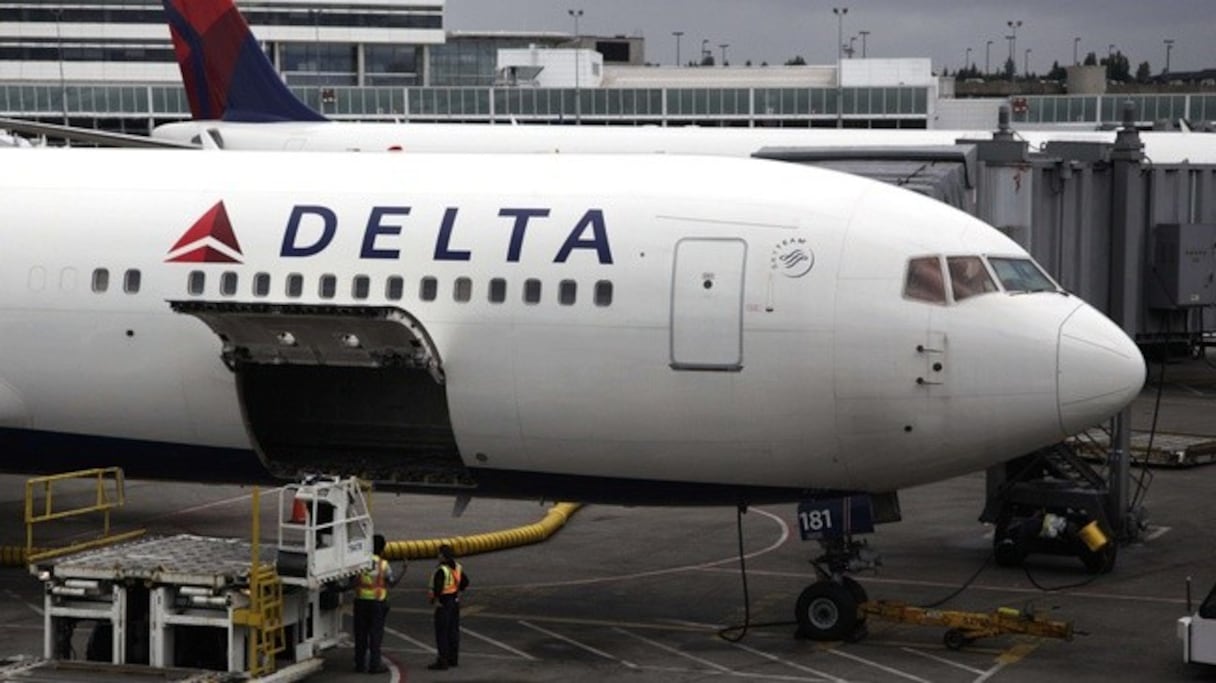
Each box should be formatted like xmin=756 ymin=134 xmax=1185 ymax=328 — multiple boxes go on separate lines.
xmin=1057 ymin=304 xmax=1146 ymax=435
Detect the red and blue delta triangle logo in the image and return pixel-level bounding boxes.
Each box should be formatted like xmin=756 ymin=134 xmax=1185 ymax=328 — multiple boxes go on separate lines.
xmin=166 ymin=200 xmax=244 ymax=263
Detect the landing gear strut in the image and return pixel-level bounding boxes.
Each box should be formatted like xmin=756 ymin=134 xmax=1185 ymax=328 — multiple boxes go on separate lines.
xmin=794 ymin=536 xmax=879 ymax=642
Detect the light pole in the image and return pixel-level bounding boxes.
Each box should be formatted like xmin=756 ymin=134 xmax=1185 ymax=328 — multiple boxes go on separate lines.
xmin=832 ymin=7 xmax=847 ymax=128
xmin=701 ymin=38 xmax=709 ymax=64
xmin=672 ymin=31 xmax=683 ymax=66
xmin=568 ymin=9 xmax=582 ymax=123
xmin=985 ymin=39 xmax=993 ymax=74
xmin=1024 ymin=48 xmax=1031 ymax=77
xmin=1164 ymin=38 xmax=1175 ymax=75
xmin=859 ymin=30 xmax=869 ymax=58
xmin=719 ymin=43 xmax=729 ymax=66
xmin=1004 ymin=34 xmax=1015 ymax=77
xmin=1073 ymin=36 xmax=1081 ymax=65
xmin=965 ymin=46 xmax=972 ymax=72
xmin=1006 ymin=19 xmax=1022 ymax=75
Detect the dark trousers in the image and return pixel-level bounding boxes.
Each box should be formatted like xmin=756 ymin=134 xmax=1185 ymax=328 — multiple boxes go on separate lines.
xmin=433 ymin=596 xmax=460 ymax=665
xmin=353 ymin=599 xmax=388 ymax=670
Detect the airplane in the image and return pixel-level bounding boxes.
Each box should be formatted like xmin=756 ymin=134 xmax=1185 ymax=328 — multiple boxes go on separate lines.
xmin=0 ymin=143 xmax=1143 ymax=638
xmin=148 ymin=0 xmax=1216 ymax=165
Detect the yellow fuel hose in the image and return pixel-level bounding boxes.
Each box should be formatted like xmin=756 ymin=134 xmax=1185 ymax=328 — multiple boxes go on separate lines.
xmin=383 ymin=502 xmax=582 ymax=561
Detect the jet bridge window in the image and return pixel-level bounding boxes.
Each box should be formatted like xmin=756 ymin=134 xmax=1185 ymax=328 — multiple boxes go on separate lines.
xmin=286 ymin=273 xmax=303 ymax=298
xmin=988 ymin=257 xmax=1059 ymax=294
xmin=187 ymin=271 xmax=205 ymax=296
xmin=123 ymin=269 xmax=141 ymax=294
xmin=903 ymin=257 xmax=946 ymax=304
xmin=91 ymin=268 xmax=109 ymax=293
xmin=947 ymin=256 xmax=998 ymax=302
xmin=352 ymin=275 xmax=370 ymax=300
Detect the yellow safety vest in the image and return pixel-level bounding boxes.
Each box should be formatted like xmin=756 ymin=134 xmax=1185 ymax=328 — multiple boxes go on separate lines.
xmin=440 ymin=563 xmax=463 ymax=596
xmin=357 ymin=556 xmax=389 ymax=601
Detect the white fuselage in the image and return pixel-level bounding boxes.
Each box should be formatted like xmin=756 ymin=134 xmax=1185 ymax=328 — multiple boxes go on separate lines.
xmin=152 ymin=121 xmax=1216 ymax=164
xmin=0 ymin=148 xmax=1144 ymax=499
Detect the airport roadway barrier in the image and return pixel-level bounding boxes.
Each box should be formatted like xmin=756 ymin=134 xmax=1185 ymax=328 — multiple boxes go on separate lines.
xmin=383 ymin=502 xmax=583 ymax=561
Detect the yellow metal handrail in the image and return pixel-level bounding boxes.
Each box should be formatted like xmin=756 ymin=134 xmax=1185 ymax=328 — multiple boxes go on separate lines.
xmin=24 ymin=468 xmax=145 ymax=563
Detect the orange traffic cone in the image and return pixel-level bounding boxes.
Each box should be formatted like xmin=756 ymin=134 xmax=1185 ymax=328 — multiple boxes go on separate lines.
xmin=290 ymin=497 xmax=308 ymax=524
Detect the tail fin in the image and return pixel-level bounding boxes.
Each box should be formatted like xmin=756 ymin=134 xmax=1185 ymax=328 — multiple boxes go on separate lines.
xmin=162 ymin=0 xmax=326 ymax=122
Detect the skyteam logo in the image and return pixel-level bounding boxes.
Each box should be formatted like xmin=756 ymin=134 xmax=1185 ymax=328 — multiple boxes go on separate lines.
xmin=770 ymin=238 xmax=813 ymax=278
xmin=166 ymin=201 xmax=244 ymax=263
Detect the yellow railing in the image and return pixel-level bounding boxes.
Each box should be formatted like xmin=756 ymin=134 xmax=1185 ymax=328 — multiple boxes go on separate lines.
xmin=24 ymin=467 xmax=144 ymax=563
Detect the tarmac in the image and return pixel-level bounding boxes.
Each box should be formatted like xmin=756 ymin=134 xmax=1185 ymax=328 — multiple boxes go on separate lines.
xmin=0 ymin=352 xmax=1213 ymax=682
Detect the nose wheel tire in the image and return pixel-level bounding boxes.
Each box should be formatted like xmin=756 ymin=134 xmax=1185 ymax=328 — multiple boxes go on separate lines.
xmin=794 ymin=581 xmax=859 ymax=641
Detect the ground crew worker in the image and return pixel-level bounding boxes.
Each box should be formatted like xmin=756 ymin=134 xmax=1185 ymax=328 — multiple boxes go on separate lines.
xmin=427 ymin=544 xmax=469 ymax=671
xmin=353 ymin=534 xmax=405 ymax=674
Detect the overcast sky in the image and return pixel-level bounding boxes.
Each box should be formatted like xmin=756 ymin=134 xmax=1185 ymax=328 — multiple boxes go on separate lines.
xmin=445 ymin=1 xmax=1214 ymax=75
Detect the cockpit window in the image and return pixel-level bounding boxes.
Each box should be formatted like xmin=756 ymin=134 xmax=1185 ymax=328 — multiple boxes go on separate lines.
xmin=988 ymin=257 xmax=1058 ymax=294
xmin=947 ymin=256 xmax=998 ymax=301
xmin=904 ymin=257 xmax=946 ymax=304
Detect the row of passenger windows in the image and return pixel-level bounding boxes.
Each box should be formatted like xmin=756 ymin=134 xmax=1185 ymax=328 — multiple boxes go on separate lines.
xmin=187 ymin=271 xmax=616 ymax=307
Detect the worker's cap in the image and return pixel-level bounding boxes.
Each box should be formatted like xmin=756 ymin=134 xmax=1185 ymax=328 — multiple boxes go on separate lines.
xmin=438 ymin=544 xmax=455 ymax=560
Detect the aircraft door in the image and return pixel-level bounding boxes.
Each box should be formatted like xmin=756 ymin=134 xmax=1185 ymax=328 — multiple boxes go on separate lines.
xmin=670 ymin=238 xmax=746 ymax=371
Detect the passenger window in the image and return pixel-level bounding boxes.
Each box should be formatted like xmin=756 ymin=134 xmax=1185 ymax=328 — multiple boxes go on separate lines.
xmin=188 ymin=271 xmax=205 ymax=296
xmin=523 ymin=278 xmax=542 ymax=305
xmin=352 ymin=275 xmax=370 ymax=300
xmin=488 ymin=278 xmax=507 ymax=304
xmin=253 ymin=272 xmax=271 ymax=297
xmin=220 ymin=271 xmax=238 ymax=297
xmin=947 ymin=256 xmax=998 ymax=302
xmin=319 ymin=274 xmax=336 ymax=299
xmin=286 ymin=273 xmax=303 ymax=298
xmin=988 ymin=257 xmax=1058 ymax=294
xmin=92 ymin=268 xmax=109 ymax=293
xmin=903 ymin=257 xmax=945 ymax=304
xmin=454 ymin=277 xmax=472 ymax=303
xmin=385 ymin=276 xmax=404 ymax=301
xmin=594 ymin=280 xmax=613 ymax=307
xmin=559 ymin=280 xmax=577 ymax=306
xmin=123 ymin=269 xmax=140 ymax=294
xmin=420 ymin=277 xmax=438 ymax=301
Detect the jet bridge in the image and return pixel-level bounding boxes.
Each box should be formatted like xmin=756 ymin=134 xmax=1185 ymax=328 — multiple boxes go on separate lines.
xmin=171 ymin=302 xmax=472 ymax=488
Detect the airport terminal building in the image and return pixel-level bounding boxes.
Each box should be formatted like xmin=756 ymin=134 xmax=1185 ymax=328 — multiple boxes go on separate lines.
xmin=0 ymin=0 xmax=1214 ymax=132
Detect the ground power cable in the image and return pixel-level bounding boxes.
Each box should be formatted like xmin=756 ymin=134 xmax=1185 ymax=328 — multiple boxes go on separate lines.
xmin=717 ymin=504 xmax=797 ymax=642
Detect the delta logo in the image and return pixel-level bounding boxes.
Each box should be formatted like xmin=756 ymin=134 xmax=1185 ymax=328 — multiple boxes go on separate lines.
xmin=165 ymin=201 xmax=244 ymax=263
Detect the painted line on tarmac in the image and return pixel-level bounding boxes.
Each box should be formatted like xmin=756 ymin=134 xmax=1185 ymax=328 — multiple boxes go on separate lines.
xmin=485 ymin=507 xmax=790 ymax=590
xmin=697 ymin=567 xmax=1189 ymax=606
xmin=729 ymin=640 xmax=849 ymax=683
xmin=900 ymin=646 xmax=986 ymax=675
xmin=1143 ymin=525 xmax=1172 ymax=541
xmin=825 ymin=646 xmax=932 ymax=683
xmin=518 ymin=619 xmax=637 ymax=668
xmin=974 ymin=641 xmax=1037 ymax=682
xmin=385 ymin=625 xmax=436 ymax=654
xmin=613 ymin=626 xmax=733 ymax=673
xmin=461 ymin=624 xmax=538 ymax=661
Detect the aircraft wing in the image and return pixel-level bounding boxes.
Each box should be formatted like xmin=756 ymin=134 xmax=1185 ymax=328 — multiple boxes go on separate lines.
xmin=0 ymin=117 xmax=199 ymax=149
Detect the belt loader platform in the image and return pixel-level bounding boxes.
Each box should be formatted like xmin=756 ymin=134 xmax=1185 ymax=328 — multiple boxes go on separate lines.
xmin=22 ymin=476 xmax=373 ymax=681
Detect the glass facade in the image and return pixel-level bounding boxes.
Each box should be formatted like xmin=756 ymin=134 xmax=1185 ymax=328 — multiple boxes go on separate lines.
xmin=1015 ymin=94 xmax=1209 ymax=126
xmin=430 ymin=37 xmax=558 ymax=87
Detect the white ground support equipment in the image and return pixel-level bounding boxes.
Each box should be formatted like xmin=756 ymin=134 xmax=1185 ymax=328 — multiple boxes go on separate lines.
xmin=1180 ymin=578 xmax=1216 ymax=665
xmin=29 ymin=476 xmax=373 ymax=681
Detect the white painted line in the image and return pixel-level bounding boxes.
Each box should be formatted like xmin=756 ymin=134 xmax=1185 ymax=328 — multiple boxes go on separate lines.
xmin=974 ymin=659 xmax=1012 ymax=683
xmin=384 ymin=626 xmax=435 ymax=653
xmin=613 ymin=627 xmax=731 ymax=673
xmin=1143 ymin=525 xmax=1172 ymax=542
xmin=461 ymin=625 xmax=538 ymax=661
xmin=487 ymin=507 xmax=790 ymax=590
xmin=518 ymin=619 xmax=637 ymax=668
xmin=826 ymin=647 xmax=933 ymax=683
xmin=729 ymin=640 xmax=849 ymax=683
xmin=5 ymin=590 xmax=42 ymax=617
xmin=901 ymin=646 xmax=986 ymax=675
